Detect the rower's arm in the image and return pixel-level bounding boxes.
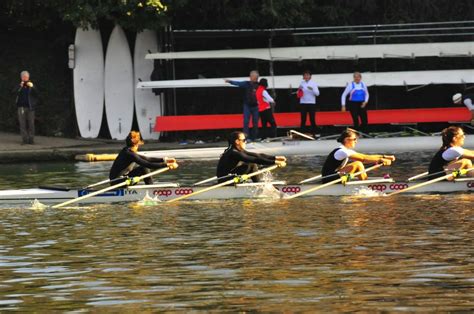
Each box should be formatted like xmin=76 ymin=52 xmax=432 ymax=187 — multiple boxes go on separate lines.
xmin=462 ymin=148 xmax=474 ymax=159
xmin=131 ymin=152 xmax=167 ymax=169
xmin=235 ymin=150 xmax=275 ymax=165
xmin=350 ymin=153 xmax=395 ymax=164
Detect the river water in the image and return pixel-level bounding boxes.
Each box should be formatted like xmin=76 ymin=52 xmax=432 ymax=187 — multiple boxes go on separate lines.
xmin=0 ymin=152 xmax=473 ymax=311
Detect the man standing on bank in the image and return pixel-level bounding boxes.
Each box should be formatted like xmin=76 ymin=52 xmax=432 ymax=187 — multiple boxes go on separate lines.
xmin=225 ymin=70 xmax=260 ymax=141
xmin=341 ymin=72 xmax=369 ymax=133
xmin=297 ymin=70 xmax=320 ymax=136
xmin=13 ymin=71 xmax=38 ymax=144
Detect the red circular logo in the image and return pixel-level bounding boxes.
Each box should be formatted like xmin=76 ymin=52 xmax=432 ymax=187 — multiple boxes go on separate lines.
xmin=281 ymin=186 xmax=301 ymax=194
xmin=368 ymin=184 xmax=387 ymax=191
xmin=175 ymin=188 xmax=194 ymax=195
xmin=153 ymin=189 xmax=172 ymax=197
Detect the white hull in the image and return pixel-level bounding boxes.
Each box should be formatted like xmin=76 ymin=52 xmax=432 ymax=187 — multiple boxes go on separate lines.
xmin=105 ymin=25 xmax=134 ymax=140
xmin=134 ymin=30 xmax=162 ymax=140
xmin=141 ymin=135 xmax=474 ymax=160
xmin=73 ymin=28 xmax=104 ymax=138
xmin=137 ymin=69 xmax=474 ymax=89
xmin=1 ymin=180 xmax=473 ymax=205
xmin=146 ymin=42 xmax=473 ymax=61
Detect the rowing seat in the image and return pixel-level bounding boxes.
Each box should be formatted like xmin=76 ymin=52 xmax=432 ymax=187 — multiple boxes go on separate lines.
xmin=154 ymin=107 xmax=471 ymax=132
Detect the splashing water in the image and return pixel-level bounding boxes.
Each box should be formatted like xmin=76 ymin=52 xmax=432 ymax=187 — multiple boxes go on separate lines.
xmin=30 ymin=199 xmax=48 ymax=210
xmin=136 ymin=191 xmax=161 ymax=206
xmin=353 ymin=187 xmax=385 ymax=197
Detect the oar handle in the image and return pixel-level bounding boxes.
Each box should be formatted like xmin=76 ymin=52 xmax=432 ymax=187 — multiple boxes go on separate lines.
xmin=168 ymin=164 xmax=279 ymax=203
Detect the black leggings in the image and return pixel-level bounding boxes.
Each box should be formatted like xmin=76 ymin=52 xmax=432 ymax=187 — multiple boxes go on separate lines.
xmin=218 ymin=163 xmax=260 ymax=183
xmin=347 ymin=101 xmax=368 ymax=131
xmin=111 ymin=167 xmax=154 ymax=185
xmin=260 ymin=109 xmax=277 ymax=139
xmin=299 ymin=104 xmax=317 ymax=133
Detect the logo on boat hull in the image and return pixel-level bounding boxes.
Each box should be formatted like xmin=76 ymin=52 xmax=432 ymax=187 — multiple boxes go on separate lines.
xmin=78 ymin=189 xmax=125 ymax=197
xmin=467 ymin=181 xmax=474 ymax=188
xmin=153 ymin=188 xmax=194 ymax=197
xmin=368 ymin=183 xmax=408 ymax=191
xmin=278 ymin=186 xmax=301 ymax=194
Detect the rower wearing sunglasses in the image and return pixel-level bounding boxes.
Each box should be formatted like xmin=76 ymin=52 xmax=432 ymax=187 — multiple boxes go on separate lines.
xmin=216 ymin=131 xmax=286 ymax=183
xmin=320 ymin=129 xmax=395 ymax=183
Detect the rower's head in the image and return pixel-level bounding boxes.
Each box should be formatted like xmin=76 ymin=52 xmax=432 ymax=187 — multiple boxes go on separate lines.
xmin=126 ymin=131 xmax=144 ymax=151
xmin=249 ymin=70 xmax=259 ymax=82
xmin=229 ymin=131 xmax=247 ymax=151
xmin=353 ymin=72 xmax=362 ymax=83
xmin=303 ymin=70 xmax=312 ymax=81
xmin=259 ymin=78 xmax=268 ymax=88
xmin=442 ymin=126 xmax=465 ymax=148
xmin=337 ymin=129 xmax=358 ymax=148
xmin=452 ymin=93 xmax=462 ymax=104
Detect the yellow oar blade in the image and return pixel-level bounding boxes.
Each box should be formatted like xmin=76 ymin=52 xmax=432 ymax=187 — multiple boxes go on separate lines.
xmin=52 ymin=167 xmax=171 ymax=208
xmin=168 ymin=164 xmax=280 ymax=203
xmin=388 ymin=167 xmax=474 ymax=196
xmin=286 ymin=163 xmax=383 ymax=200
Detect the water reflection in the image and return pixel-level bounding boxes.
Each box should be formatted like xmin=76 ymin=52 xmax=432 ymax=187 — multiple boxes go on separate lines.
xmin=0 ymin=154 xmax=473 ymax=311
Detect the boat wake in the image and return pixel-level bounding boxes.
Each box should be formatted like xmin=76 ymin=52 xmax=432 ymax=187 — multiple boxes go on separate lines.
xmin=353 ymin=187 xmax=386 ymax=197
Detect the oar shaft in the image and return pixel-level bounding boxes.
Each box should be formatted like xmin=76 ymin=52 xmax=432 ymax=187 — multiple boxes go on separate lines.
xmin=52 ymin=167 xmax=170 ymax=208
xmin=299 ymin=174 xmax=322 ymax=184
xmin=287 ymin=163 xmax=383 ymax=199
xmin=407 ymin=172 xmax=429 ymax=182
xmin=193 ymin=176 xmax=217 ymax=186
xmin=168 ymin=164 xmax=279 ymax=203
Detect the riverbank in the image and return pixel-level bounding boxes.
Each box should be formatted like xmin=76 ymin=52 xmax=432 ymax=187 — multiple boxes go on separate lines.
xmin=0 ymin=132 xmax=224 ymax=163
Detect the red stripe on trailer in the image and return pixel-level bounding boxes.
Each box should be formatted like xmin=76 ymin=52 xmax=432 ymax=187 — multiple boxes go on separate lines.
xmin=154 ymin=107 xmax=471 ymax=132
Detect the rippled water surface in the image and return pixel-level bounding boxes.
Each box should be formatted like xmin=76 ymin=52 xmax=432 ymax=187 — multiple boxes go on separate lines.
xmin=0 ymin=152 xmax=473 ymax=311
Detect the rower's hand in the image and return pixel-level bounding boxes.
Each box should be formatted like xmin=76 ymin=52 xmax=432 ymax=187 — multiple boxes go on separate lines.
xmin=384 ymin=155 xmax=396 ymax=162
xmin=275 ymin=160 xmax=287 ymax=168
xmin=167 ymin=161 xmax=179 ymax=169
xmin=379 ymin=157 xmax=393 ymax=166
xmin=164 ymin=157 xmax=176 ymax=163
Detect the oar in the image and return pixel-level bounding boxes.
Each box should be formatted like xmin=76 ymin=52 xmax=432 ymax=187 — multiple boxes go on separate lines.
xmin=52 ymin=167 xmax=171 ymax=208
xmin=387 ymin=167 xmax=474 ymax=196
xmin=83 ymin=176 xmax=125 ymax=189
xmin=299 ymin=174 xmax=322 ymax=184
xmin=192 ymin=173 xmax=235 ymax=186
xmin=168 ymin=164 xmax=280 ymax=203
xmin=286 ymin=163 xmax=383 ymax=200
xmin=407 ymin=171 xmax=428 ymax=182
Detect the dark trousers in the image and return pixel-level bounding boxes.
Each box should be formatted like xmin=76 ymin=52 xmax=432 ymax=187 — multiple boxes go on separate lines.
xmin=347 ymin=101 xmax=368 ymax=131
xmin=299 ymin=104 xmax=317 ymax=134
xmin=112 ymin=167 xmax=154 ymax=185
xmin=18 ymin=107 xmax=35 ymax=144
xmin=243 ymin=105 xmax=259 ymax=140
xmin=218 ymin=163 xmax=260 ymax=183
xmin=259 ymin=109 xmax=277 ymax=139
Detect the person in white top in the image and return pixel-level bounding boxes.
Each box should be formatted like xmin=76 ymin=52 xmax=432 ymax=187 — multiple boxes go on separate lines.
xmin=297 ymin=70 xmax=320 ymax=136
xmin=341 ymin=72 xmax=369 ymax=132
xmin=320 ymin=129 xmax=395 ymax=183
xmin=428 ymin=126 xmax=474 ymax=179
xmin=452 ymin=93 xmax=474 ymax=126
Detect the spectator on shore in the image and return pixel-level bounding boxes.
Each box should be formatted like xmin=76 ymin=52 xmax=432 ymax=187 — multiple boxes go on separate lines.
xmin=453 ymin=93 xmax=474 ymax=125
xmin=12 ymin=71 xmax=38 ymax=144
xmin=341 ymin=72 xmax=369 ymax=133
xmin=297 ymin=70 xmax=320 ymax=136
xmin=256 ymin=78 xmax=277 ymax=139
xmin=225 ymin=70 xmax=259 ymax=141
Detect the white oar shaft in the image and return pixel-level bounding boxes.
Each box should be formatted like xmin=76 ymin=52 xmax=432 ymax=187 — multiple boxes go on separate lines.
xmin=193 ymin=176 xmax=217 ymax=186
xmin=299 ymin=174 xmax=322 ymax=184
xmin=52 ymin=167 xmax=170 ymax=208
xmin=168 ymin=164 xmax=279 ymax=203
xmin=407 ymin=171 xmax=429 ymax=182
xmin=286 ymin=163 xmax=383 ymax=200
xmin=388 ymin=167 xmax=474 ymax=196
xmin=289 ymin=129 xmax=315 ymax=141
xmin=85 ymin=178 xmax=111 ymax=189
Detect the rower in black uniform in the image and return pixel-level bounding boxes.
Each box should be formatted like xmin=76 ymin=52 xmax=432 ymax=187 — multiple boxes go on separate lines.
xmin=321 ymin=129 xmax=395 ymax=183
xmin=109 ymin=131 xmax=178 ymax=185
xmin=216 ymin=131 xmax=286 ymax=183
xmin=428 ymin=126 xmax=474 ymax=179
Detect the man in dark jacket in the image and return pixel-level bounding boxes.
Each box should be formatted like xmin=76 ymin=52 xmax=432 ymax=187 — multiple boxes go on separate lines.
xmin=225 ymin=70 xmax=260 ymax=141
xmin=13 ymin=71 xmax=39 ymax=144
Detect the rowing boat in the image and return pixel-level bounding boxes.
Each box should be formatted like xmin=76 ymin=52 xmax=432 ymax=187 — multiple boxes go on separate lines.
xmin=1 ymin=178 xmax=472 ymax=205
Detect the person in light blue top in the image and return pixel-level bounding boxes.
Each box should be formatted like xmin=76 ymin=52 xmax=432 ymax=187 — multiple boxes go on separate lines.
xmin=341 ymin=72 xmax=369 ymax=132
xmin=225 ymin=70 xmax=260 ymax=141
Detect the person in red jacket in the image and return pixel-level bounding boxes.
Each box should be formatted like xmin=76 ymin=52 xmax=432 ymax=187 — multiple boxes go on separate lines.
xmin=256 ymin=78 xmax=277 ymax=139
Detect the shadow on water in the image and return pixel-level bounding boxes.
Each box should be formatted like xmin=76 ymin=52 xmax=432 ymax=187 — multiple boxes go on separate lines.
xmin=0 ymin=152 xmax=473 ymax=311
